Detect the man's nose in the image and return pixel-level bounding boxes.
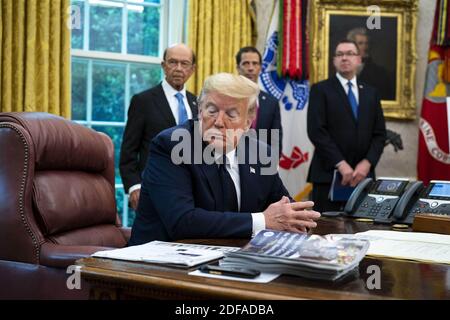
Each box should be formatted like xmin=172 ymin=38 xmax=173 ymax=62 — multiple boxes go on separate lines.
xmin=214 ymin=111 xmax=225 ymax=127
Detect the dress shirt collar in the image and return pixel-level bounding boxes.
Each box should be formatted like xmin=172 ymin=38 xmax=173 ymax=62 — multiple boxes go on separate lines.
xmin=336 ymin=72 xmax=357 ymax=90
xmin=214 ymin=148 xmax=238 ymax=169
xmin=162 ymin=78 xmax=187 ymax=97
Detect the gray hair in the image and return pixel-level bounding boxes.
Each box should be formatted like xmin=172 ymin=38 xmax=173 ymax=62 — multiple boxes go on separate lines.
xmin=198 ymin=73 xmax=260 ymax=118
xmin=346 ymin=27 xmax=368 ymax=41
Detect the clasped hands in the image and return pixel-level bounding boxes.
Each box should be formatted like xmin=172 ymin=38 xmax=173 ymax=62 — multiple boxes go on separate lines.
xmin=338 ymin=159 xmax=371 ymax=187
xmin=264 ymin=196 xmax=321 ymax=233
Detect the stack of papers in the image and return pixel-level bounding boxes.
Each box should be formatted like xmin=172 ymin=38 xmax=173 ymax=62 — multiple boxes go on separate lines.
xmin=220 ymin=230 xmax=369 ymax=281
xmin=92 ymin=241 xmax=240 ymax=268
xmin=350 ymin=230 xmax=450 ymax=264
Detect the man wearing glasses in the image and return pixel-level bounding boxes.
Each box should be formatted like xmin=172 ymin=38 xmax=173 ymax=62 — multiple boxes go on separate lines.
xmin=120 ymin=44 xmax=198 ymax=210
xmin=307 ymin=40 xmax=386 ymax=213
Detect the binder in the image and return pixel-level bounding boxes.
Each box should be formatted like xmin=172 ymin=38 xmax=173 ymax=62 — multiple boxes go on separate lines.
xmin=328 ymin=170 xmax=355 ymax=202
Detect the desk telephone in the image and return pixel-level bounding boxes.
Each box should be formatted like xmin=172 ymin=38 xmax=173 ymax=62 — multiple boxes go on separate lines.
xmin=344 ymin=177 xmax=423 ymax=224
xmin=393 ymin=180 xmax=450 ymax=225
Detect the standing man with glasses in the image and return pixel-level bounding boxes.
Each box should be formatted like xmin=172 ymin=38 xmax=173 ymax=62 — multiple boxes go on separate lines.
xmin=120 ymin=43 xmax=197 ymax=210
xmin=307 ymin=40 xmax=386 ymax=213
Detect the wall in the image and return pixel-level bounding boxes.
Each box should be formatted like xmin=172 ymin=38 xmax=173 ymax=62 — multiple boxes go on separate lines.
xmin=254 ymin=0 xmax=437 ymax=179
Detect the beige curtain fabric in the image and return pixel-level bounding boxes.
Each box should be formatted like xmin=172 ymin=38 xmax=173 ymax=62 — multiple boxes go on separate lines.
xmin=0 ymin=0 xmax=71 ymax=117
xmin=187 ymin=0 xmax=255 ymax=95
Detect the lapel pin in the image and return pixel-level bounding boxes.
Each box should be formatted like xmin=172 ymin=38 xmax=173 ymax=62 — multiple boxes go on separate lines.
xmin=262 ymin=96 xmax=266 ymax=100
xmin=359 ymin=85 xmax=363 ymax=89
xmin=250 ymin=167 xmax=256 ymax=174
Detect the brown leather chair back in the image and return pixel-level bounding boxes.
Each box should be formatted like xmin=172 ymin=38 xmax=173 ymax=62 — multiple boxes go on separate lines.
xmin=0 ymin=112 xmax=127 ymax=265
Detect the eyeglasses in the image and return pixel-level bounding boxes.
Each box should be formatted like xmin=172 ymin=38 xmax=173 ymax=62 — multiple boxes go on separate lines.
xmin=334 ymin=51 xmax=359 ymax=58
xmin=165 ymin=59 xmax=193 ymax=69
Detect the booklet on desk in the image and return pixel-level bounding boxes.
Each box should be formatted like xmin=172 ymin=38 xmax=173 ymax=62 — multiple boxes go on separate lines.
xmin=328 ymin=169 xmax=355 ymax=202
xmin=220 ymin=230 xmax=369 ymax=281
xmin=92 ymin=241 xmax=240 ymax=268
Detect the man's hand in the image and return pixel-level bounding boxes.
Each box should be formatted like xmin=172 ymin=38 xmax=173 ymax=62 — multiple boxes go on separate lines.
xmin=129 ymin=189 xmax=141 ymax=210
xmin=263 ymin=196 xmax=321 ymax=233
xmin=351 ymin=159 xmax=371 ymax=187
xmin=337 ymin=161 xmax=354 ymax=186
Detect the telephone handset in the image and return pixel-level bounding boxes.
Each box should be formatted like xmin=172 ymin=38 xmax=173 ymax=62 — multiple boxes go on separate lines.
xmin=344 ymin=177 xmax=410 ymax=224
xmin=344 ymin=178 xmax=373 ymax=214
xmin=396 ymin=180 xmax=450 ymax=225
xmin=392 ymin=181 xmax=424 ymax=223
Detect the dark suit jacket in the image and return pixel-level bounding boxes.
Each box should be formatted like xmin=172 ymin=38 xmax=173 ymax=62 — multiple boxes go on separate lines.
xmin=128 ymin=120 xmax=290 ymax=245
xmin=119 ymin=83 xmax=197 ymax=193
xmin=255 ymin=91 xmax=283 ymax=153
xmin=307 ymin=75 xmax=386 ymax=184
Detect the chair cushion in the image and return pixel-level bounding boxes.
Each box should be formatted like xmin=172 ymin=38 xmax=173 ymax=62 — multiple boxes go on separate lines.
xmin=33 ymin=171 xmax=116 ymax=236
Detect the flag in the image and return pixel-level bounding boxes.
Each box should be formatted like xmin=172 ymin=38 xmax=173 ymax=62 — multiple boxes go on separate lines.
xmin=259 ymin=0 xmax=313 ymax=199
xmin=418 ymin=0 xmax=450 ymax=184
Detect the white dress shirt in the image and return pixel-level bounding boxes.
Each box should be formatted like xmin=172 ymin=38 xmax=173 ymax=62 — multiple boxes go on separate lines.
xmin=336 ymin=72 xmax=359 ymax=105
xmin=215 ymin=149 xmax=266 ymax=237
xmin=161 ymin=79 xmax=193 ymax=125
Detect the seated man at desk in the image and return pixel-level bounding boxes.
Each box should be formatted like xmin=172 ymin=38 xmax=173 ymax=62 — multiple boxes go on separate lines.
xmin=129 ymin=73 xmax=320 ymax=244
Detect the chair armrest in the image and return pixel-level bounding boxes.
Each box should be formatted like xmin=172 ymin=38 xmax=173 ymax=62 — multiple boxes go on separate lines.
xmin=40 ymin=242 xmax=115 ymax=269
xmin=119 ymin=227 xmax=131 ymax=242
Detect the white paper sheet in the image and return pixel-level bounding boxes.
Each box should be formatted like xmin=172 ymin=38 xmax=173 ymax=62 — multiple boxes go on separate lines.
xmin=353 ymin=230 xmax=450 ymax=264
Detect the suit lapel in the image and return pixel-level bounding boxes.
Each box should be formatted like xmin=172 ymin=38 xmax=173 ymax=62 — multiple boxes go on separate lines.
xmin=199 ymin=163 xmax=224 ymax=211
xmin=155 ymin=84 xmax=177 ymax=126
xmin=332 ymin=76 xmax=357 ymax=125
xmin=237 ymin=141 xmax=259 ymax=213
xmin=186 ymin=93 xmax=198 ymax=119
xmin=357 ymin=82 xmax=369 ymax=132
xmin=256 ymin=93 xmax=268 ymax=129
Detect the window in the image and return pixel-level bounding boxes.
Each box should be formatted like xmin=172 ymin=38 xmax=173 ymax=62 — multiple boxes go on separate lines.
xmin=70 ymin=0 xmax=184 ymax=227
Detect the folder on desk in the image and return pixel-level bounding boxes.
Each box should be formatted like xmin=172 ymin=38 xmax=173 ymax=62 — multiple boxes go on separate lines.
xmin=328 ymin=170 xmax=355 ymax=202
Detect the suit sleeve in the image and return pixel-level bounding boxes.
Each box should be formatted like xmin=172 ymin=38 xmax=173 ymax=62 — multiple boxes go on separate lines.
xmin=140 ymin=137 xmax=253 ymax=240
xmin=365 ymin=91 xmax=386 ymax=167
xmin=119 ymin=95 xmax=145 ymax=193
xmin=307 ymin=84 xmax=345 ymax=168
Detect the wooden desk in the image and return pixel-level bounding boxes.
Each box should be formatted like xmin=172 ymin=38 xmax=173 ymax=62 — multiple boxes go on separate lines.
xmin=76 ymin=217 xmax=450 ymax=300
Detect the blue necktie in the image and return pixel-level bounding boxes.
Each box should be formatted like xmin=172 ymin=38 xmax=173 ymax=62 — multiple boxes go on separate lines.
xmin=347 ymin=81 xmax=358 ymax=119
xmin=175 ymin=92 xmax=188 ymax=124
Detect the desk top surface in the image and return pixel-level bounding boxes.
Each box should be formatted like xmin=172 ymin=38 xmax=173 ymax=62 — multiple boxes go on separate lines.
xmin=77 ymin=217 xmax=450 ymax=300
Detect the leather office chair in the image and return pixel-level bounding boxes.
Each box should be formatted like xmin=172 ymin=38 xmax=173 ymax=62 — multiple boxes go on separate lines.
xmin=0 ymin=112 xmax=130 ymax=299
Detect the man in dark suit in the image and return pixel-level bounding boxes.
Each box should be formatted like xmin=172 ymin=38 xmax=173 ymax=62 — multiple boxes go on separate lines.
xmin=129 ymin=73 xmax=320 ymax=244
xmin=307 ymin=40 xmax=386 ymax=213
xmin=120 ymin=44 xmax=198 ymax=210
xmin=236 ymin=46 xmax=282 ymax=154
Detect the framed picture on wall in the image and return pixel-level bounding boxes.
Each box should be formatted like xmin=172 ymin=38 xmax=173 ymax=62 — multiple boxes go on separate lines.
xmin=310 ymin=0 xmax=418 ymax=119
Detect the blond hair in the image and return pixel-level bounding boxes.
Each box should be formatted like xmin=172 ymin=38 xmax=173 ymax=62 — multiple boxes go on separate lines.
xmin=198 ymin=73 xmax=260 ymax=118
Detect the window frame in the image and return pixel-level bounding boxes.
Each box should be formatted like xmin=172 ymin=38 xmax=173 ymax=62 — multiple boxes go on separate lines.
xmin=70 ymin=0 xmax=185 ymax=226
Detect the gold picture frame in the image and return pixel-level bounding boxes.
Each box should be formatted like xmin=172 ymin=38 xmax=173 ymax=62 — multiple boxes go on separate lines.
xmin=310 ymin=0 xmax=418 ymax=119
